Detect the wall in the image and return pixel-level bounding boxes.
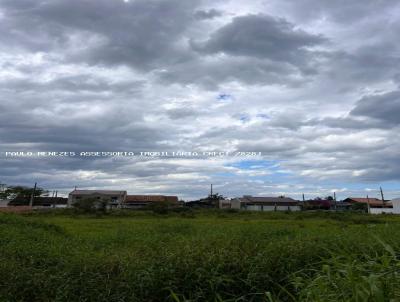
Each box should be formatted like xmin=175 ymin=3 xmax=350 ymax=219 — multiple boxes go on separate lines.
xmin=245 ymin=204 xmax=301 ymax=212
xmin=392 ymin=199 xmax=400 ymax=214
xmin=369 ymin=208 xmax=393 ymax=214
xmin=0 ymin=199 xmax=9 ymax=207
xmin=230 ymin=199 xmax=241 ymax=209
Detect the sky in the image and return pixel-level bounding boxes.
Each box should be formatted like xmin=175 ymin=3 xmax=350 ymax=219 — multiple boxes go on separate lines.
xmin=0 ymin=0 xmax=400 ymax=200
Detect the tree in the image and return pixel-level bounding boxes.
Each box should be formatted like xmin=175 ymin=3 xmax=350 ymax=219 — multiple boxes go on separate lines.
xmin=0 ymin=184 xmax=48 ymax=200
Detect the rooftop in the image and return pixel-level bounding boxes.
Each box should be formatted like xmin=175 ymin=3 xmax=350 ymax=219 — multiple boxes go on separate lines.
xmin=69 ymin=190 xmax=127 ymax=196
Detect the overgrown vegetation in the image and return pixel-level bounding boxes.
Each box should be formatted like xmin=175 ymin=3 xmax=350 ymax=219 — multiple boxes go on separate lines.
xmin=0 ymin=210 xmax=399 ymax=301
xmin=72 ymin=197 xmax=108 ymax=214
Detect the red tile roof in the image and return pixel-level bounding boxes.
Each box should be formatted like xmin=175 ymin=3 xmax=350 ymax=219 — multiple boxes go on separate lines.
xmin=344 ymin=197 xmax=391 ymax=207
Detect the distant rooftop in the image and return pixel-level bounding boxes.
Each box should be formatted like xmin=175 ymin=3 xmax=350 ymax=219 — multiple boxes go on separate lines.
xmin=69 ymin=190 xmax=127 ymax=195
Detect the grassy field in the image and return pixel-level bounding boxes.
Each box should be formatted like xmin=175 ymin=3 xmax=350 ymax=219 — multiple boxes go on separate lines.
xmin=1 ymin=210 xmax=400 ymax=301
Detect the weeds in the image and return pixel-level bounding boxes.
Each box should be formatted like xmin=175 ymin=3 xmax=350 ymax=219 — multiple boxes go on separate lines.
xmin=0 ymin=211 xmax=399 ymax=301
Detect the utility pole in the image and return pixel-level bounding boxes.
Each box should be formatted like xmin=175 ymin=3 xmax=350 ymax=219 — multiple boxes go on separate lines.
xmin=29 ymin=182 xmax=37 ymax=207
xmin=367 ymin=195 xmax=371 ymax=214
xmin=210 ymin=184 xmax=213 ymax=197
xmin=334 ymin=192 xmax=337 ymax=211
xmin=380 ymin=187 xmax=385 ymax=204
xmin=52 ymin=191 xmax=57 ymax=208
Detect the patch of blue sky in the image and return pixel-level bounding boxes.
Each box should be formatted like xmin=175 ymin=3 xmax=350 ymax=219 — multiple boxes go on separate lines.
xmin=216 ymin=93 xmax=232 ymax=101
xmin=239 ymin=114 xmax=250 ymax=123
xmin=256 ymin=113 xmax=270 ymax=119
xmin=227 ymin=160 xmax=269 ymax=169
xmin=228 ymin=159 xmax=280 ymax=170
xmin=224 ymin=159 xmax=293 ymax=181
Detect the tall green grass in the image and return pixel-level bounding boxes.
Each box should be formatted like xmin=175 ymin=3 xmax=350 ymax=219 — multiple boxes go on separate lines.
xmin=0 ymin=211 xmax=399 ymax=301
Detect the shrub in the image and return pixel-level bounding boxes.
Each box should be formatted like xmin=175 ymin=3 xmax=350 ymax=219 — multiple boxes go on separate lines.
xmin=351 ymin=202 xmax=368 ymax=212
xmin=72 ymin=197 xmax=108 ymax=214
xmin=148 ymin=202 xmax=169 ymax=214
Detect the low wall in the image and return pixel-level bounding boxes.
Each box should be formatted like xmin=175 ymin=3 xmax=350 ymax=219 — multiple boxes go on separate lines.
xmin=370 ymin=208 xmax=394 ymax=214
xmin=0 ymin=206 xmax=33 ymax=213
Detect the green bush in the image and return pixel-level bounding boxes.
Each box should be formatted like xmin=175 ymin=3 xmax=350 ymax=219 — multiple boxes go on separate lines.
xmin=72 ymin=197 xmax=108 ymax=214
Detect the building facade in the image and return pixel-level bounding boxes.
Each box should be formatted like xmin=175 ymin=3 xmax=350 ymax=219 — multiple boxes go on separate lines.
xmin=68 ymin=190 xmax=127 ymax=207
xmin=123 ymin=195 xmax=179 ymax=209
xmin=231 ymin=196 xmax=301 ymax=211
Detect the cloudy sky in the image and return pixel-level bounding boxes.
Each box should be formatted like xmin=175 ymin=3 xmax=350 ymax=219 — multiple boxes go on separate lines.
xmin=1 ymin=0 xmax=400 ymax=200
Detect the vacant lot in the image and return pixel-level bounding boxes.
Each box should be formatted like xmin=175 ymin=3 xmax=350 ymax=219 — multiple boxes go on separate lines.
xmin=1 ymin=210 xmax=400 ymax=301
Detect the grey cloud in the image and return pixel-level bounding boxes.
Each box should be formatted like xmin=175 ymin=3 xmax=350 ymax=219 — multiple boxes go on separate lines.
xmin=191 ymin=14 xmax=326 ymax=69
xmin=158 ymin=56 xmax=308 ymax=89
xmin=307 ymin=117 xmax=387 ymax=130
xmin=0 ymin=75 xmax=144 ymax=95
xmin=166 ymin=106 xmax=204 ymax=120
xmin=1 ymin=0 xmax=400 ymax=198
xmin=272 ymin=0 xmax=400 ymax=24
xmin=323 ymin=47 xmax=400 ymax=92
xmin=0 ymin=0 xmax=200 ymax=70
xmin=351 ymin=91 xmax=400 ymax=125
xmin=312 ymin=90 xmax=400 ymax=131
xmin=194 ymin=9 xmax=223 ymax=20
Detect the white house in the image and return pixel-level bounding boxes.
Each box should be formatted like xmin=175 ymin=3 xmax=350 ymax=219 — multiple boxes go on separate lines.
xmin=391 ymin=198 xmax=400 ymax=214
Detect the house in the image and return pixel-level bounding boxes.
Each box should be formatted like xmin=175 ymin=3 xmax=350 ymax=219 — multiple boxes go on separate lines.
xmin=68 ymin=190 xmax=127 ymax=207
xmin=8 ymin=196 xmax=68 ymax=208
xmin=342 ymin=197 xmax=391 ymax=208
xmin=231 ymin=196 xmax=301 ymax=211
xmin=123 ymin=195 xmax=179 ymax=209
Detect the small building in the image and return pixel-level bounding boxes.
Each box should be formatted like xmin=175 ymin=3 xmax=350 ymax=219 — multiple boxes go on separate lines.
xmin=123 ymin=195 xmax=179 ymax=209
xmin=68 ymin=190 xmax=127 ymax=207
xmin=231 ymin=196 xmax=301 ymax=211
xmin=219 ymin=199 xmax=232 ymax=209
